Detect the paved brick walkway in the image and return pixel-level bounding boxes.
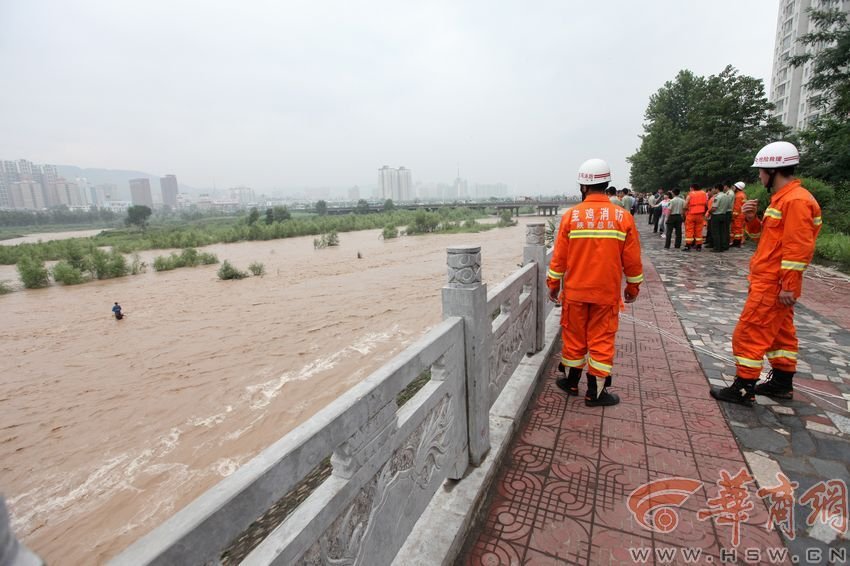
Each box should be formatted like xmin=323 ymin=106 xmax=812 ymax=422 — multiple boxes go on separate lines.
xmin=461 ymin=226 xmax=791 ymax=565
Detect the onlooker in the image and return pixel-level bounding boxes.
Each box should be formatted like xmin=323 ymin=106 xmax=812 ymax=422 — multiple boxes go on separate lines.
xmin=665 ymin=189 xmax=685 ymax=249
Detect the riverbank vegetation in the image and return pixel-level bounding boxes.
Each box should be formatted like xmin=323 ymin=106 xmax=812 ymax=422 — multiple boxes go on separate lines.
xmin=152 ymin=248 xmax=218 ymax=272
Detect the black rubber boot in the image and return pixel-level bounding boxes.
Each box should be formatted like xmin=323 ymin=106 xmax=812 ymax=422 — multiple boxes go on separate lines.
xmin=754 ymin=369 xmax=794 ymax=399
xmin=696 ymin=244 xmax=703 ymax=251
xmin=556 ymin=365 xmax=582 ymax=396
xmin=710 ymin=376 xmax=756 ymax=407
xmin=585 ymin=374 xmax=620 ymax=407
xmin=731 ymin=241 xmax=741 ymax=248
xmin=682 ymin=246 xmax=691 ymax=252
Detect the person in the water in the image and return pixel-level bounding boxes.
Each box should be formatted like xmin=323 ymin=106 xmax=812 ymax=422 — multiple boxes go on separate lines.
xmin=112 ymin=302 xmax=123 ymax=320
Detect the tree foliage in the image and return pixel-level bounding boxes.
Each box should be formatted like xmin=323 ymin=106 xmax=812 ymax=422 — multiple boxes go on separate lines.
xmin=315 ymin=200 xmax=328 ymax=216
xmin=628 ymin=66 xmax=787 ymax=192
xmin=355 ymin=199 xmax=370 ymax=214
xmin=126 ymin=205 xmax=152 ymax=231
xmin=789 ymin=8 xmax=850 ymax=185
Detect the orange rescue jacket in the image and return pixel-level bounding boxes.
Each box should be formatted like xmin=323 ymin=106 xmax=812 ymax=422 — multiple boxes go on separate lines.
xmin=546 ymin=193 xmax=644 ymax=305
xmin=686 ymin=189 xmax=708 ymax=216
xmin=733 ymin=190 xmax=746 ymax=215
xmin=744 ymin=179 xmax=821 ymax=297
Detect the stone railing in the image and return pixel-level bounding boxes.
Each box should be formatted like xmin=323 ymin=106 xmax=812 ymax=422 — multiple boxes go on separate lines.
xmin=109 ymin=223 xmax=555 ymax=566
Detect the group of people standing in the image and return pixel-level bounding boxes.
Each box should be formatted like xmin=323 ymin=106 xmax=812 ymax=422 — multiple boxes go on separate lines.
xmin=547 ymin=141 xmax=821 ymax=410
xmin=645 ymin=181 xmax=748 ymax=252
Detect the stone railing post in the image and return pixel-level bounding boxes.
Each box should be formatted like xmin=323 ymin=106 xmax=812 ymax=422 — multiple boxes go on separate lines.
xmin=523 ymin=223 xmax=547 ymax=354
xmin=442 ymin=245 xmax=490 ymax=467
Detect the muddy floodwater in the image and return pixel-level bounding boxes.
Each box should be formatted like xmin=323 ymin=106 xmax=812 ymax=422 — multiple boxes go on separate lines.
xmin=0 ymin=216 xmax=551 ymax=564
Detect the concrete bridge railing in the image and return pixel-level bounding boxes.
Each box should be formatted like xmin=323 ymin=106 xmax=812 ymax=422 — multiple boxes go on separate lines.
xmin=109 ymin=223 xmax=557 ymax=566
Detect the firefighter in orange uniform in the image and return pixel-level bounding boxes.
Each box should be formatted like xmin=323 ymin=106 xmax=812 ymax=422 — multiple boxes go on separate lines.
xmin=730 ymin=181 xmax=747 ymax=247
xmin=711 ymin=141 xmax=821 ymax=406
xmin=683 ymin=183 xmax=708 ymax=251
xmin=547 ymin=158 xmax=644 ymax=406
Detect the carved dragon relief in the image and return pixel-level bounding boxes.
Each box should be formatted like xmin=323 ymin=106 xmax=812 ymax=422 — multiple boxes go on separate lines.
xmin=297 ymin=396 xmax=455 ymax=565
xmin=489 ymin=296 xmax=535 ymax=401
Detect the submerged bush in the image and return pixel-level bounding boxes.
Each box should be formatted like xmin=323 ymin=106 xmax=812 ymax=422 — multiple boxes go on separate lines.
xmin=313 ymin=231 xmax=340 ymax=249
xmin=381 ymin=225 xmax=399 ymax=239
xmin=17 ymin=256 xmax=50 ymax=289
xmin=218 ymin=260 xmax=248 ymax=280
xmin=52 ymin=261 xmax=86 ymax=285
xmin=0 ymin=280 xmax=12 ymax=294
xmin=248 ymin=261 xmax=265 ymax=276
xmin=153 ymin=248 xmax=218 ymax=271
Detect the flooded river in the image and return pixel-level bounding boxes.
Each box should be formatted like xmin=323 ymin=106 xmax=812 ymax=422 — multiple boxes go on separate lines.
xmin=0 ymin=216 xmax=550 ymax=564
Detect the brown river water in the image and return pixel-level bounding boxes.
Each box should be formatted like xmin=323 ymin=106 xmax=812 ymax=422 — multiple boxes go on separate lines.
xmin=0 ymin=216 xmax=549 ymax=564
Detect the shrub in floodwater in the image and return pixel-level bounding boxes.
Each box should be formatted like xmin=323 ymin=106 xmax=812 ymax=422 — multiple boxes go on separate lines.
xmin=382 ymin=225 xmax=399 ymax=239
xmin=52 ymin=261 xmax=86 ymax=285
xmin=248 ymin=261 xmax=265 ymax=276
xmin=313 ymin=231 xmax=340 ymax=249
xmin=153 ymin=248 xmax=218 ymax=271
xmin=0 ymin=280 xmax=12 ymax=294
xmin=17 ymin=256 xmax=50 ymax=288
xmin=130 ymin=253 xmax=147 ymax=275
xmin=218 ymin=260 xmax=248 ymax=280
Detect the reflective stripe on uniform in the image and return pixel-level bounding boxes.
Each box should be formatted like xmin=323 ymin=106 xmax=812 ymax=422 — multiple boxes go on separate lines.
xmin=814 ymin=216 xmax=823 ymax=226
xmin=587 ymin=356 xmax=612 ymax=373
xmin=780 ymin=260 xmax=808 ymax=271
xmin=766 ymin=349 xmax=798 ymax=360
xmin=568 ymin=229 xmax=627 ymax=241
xmin=562 ymin=356 xmax=586 ymax=368
xmin=735 ymin=356 xmax=763 ymax=368
xmin=745 ymin=229 xmax=760 ymax=239
xmin=547 ymin=269 xmax=564 ymax=279
xmin=764 ymin=207 xmax=782 ymax=220
xmin=626 ymin=274 xmax=644 ymax=284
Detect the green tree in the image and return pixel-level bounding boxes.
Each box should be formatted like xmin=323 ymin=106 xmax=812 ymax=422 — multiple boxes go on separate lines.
xmin=247 ymin=207 xmax=260 ymax=225
xmin=315 ymin=200 xmax=328 ymax=216
xmin=265 ymin=208 xmax=274 ymax=225
xmin=355 ymin=199 xmax=370 ymax=214
xmin=383 ymin=199 xmax=395 ymax=211
xmin=788 ymin=8 xmax=850 ymax=185
xmin=126 ymin=205 xmax=152 ymax=231
xmin=273 ymin=205 xmax=291 ymax=222
xmin=628 ymin=66 xmax=787 ymax=191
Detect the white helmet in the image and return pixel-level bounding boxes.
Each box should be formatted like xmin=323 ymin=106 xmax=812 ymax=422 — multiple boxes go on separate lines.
xmin=751 ymin=141 xmax=800 ymax=168
xmin=577 ymin=158 xmax=611 ymax=185
xmin=734 ymin=181 xmax=746 ymax=190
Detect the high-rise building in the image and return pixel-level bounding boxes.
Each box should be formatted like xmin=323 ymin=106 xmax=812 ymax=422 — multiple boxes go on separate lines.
xmin=769 ymin=0 xmax=850 ymax=131
xmin=378 ymin=166 xmax=398 ymax=201
xmin=397 ymin=167 xmax=412 ymax=201
xmin=160 ymin=174 xmax=179 ymax=208
xmin=9 ymin=181 xmax=45 ymax=209
xmin=229 ymin=186 xmax=256 ymax=205
xmin=90 ymin=183 xmax=118 ymax=207
xmin=348 ymin=186 xmax=360 ymax=201
xmin=129 ymin=178 xmax=154 ymax=208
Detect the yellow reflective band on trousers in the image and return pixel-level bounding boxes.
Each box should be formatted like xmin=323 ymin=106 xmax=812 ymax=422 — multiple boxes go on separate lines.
xmin=626 ymin=274 xmax=644 ymax=284
xmin=745 ymin=229 xmax=760 ymax=239
xmin=814 ymin=216 xmax=823 ymax=226
xmin=562 ymin=356 xmax=586 ymax=368
xmin=587 ymin=357 xmax=612 ymax=373
xmin=547 ymin=269 xmax=564 ymax=279
xmin=735 ymin=356 xmax=763 ymax=368
xmin=780 ymin=260 xmax=807 ymax=271
xmin=764 ymin=207 xmax=783 ymax=220
xmin=568 ymin=230 xmax=626 ymax=241
xmin=766 ymin=350 xmax=798 ymax=360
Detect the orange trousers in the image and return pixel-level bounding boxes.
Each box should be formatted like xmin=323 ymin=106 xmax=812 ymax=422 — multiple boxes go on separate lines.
xmin=560 ymin=301 xmax=620 ymax=377
xmin=732 ymin=290 xmax=797 ymax=379
xmin=684 ymin=214 xmax=705 ymax=246
xmin=730 ymin=213 xmax=744 ymax=244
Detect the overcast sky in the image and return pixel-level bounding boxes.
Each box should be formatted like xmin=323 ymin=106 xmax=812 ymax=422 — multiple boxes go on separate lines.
xmin=0 ymin=0 xmax=779 ymax=195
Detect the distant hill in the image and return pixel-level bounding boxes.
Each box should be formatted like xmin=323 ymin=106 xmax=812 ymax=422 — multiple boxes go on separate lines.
xmin=56 ymin=166 xmax=196 ymax=200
